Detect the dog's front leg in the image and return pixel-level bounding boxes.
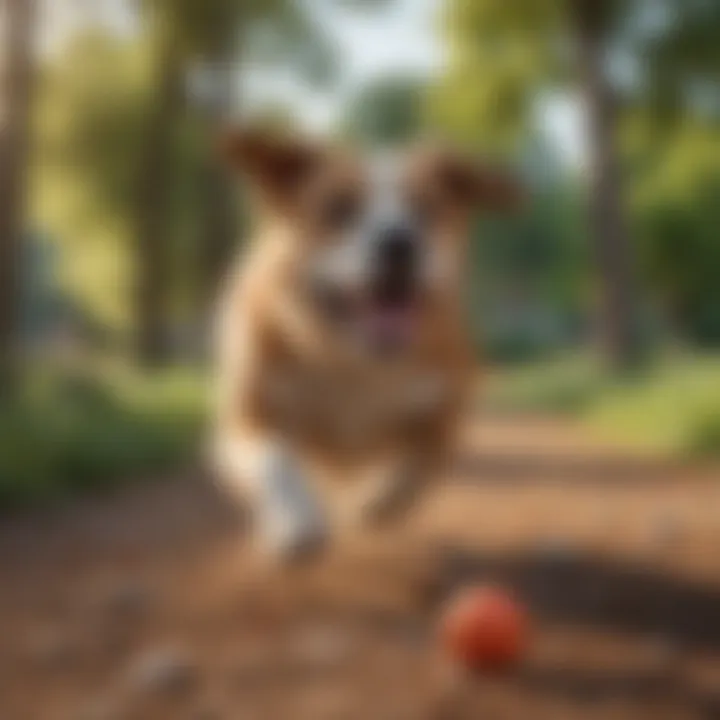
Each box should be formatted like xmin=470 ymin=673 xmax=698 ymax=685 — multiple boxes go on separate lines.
xmin=215 ymin=429 xmax=328 ymax=562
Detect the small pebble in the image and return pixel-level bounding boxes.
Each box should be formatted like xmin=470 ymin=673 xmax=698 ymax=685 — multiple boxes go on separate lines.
xmin=533 ymin=537 xmax=580 ymax=566
xmin=76 ymin=695 xmax=125 ymax=720
xmin=125 ymin=646 xmax=197 ymax=695
xmin=190 ymin=708 xmax=223 ymax=720
xmin=643 ymin=636 xmax=681 ymax=672
xmin=231 ymin=643 xmax=277 ymax=685
xmin=25 ymin=628 xmax=77 ymax=670
xmin=104 ymin=582 xmax=153 ymax=619
xmin=288 ymin=625 xmax=353 ymax=670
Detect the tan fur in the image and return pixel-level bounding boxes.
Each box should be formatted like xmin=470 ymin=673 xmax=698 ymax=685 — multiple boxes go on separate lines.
xmin=215 ymin=229 xmax=471 ymax=471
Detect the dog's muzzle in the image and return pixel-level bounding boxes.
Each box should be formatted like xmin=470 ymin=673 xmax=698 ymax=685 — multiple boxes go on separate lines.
xmin=361 ymin=225 xmax=421 ymax=355
xmin=371 ymin=225 xmax=418 ymax=307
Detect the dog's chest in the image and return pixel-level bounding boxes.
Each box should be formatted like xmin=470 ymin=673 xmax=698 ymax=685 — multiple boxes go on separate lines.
xmin=262 ymin=364 xmax=446 ymax=445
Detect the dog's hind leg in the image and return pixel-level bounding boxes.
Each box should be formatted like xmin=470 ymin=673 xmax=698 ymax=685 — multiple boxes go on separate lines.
xmin=353 ymin=456 xmax=439 ymax=527
xmin=348 ymin=417 xmax=458 ymax=527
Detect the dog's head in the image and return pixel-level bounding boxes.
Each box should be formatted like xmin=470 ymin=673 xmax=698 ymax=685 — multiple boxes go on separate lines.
xmin=223 ymin=129 xmax=522 ymax=356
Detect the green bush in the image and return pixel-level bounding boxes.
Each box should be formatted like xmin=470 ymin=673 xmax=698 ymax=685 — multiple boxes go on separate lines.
xmin=485 ymin=354 xmax=720 ymax=459
xmin=482 ymin=354 xmax=605 ymax=414
xmin=587 ymin=357 xmax=720 ymax=457
xmin=687 ymin=410 xmax=720 ymax=459
xmin=0 ymin=368 xmax=207 ymax=509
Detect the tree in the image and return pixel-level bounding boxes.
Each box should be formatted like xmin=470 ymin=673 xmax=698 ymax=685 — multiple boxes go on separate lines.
xmin=570 ymin=0 xmax=640 ymax=370
xmin=134 ymin=15 xmax=184 ymax=366
xmin=31 ymin=1 xmax=384 ymax=364
xmin=0 ymin=0 xmax=37 ymax=379
xmin=33 ymin=31 xmax=164 ymax=333
xmin=627 ymin=1 xmax=720 ymax=345
xmin=433 ymin=0 xmax=720 ymax=370
xmin=632 ymin=120 xmax=720 ymax=346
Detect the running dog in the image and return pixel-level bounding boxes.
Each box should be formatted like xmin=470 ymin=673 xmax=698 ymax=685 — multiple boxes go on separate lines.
xmin=213 ymin=129 xmax=520 ymax=561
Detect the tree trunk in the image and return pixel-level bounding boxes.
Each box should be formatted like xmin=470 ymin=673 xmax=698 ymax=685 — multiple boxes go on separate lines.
xmin=573 ymin=2 xmax=641 ymax=372
xmin=0 ymin=0 xmax=36 ymax=382
xmin=134 ymin=33 xmax=183 ymax=368
xmin=198 ymin=53 xmax=237 ymax=314
xmin=200 ymin=143 xmax=237 ymax=307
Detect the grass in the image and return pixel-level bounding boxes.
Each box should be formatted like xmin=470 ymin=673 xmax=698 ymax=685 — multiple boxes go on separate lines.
xmin=0 ymin=365 xmax=208 ymax=510
xmin=484 ymin=353 xmax=720 ymax=459
xmin=2 ymin=352 xmax=718 ymax=510
xmin=483 ymin=354 xmax=605 ymax=415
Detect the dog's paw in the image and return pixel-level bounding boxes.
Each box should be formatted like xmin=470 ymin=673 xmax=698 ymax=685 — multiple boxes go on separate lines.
xmin=354 ymin=470 xmax=425 ymax=528
xmin=265 ymin=519 xmax=327 ymax=564
xmin=358 ymin=486 xmax=411 ymax=527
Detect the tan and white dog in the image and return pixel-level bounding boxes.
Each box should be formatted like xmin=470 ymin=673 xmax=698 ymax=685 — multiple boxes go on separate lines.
xmin=212 ymin=129 xmax=520 ymax=562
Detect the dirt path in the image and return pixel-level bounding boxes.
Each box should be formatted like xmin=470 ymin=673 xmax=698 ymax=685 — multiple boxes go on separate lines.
xmin=1 ymin=415 xmax=720 ymax=720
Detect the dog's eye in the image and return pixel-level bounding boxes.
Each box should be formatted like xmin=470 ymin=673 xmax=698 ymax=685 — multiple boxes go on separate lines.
xmin=321 ymin=193 xmax=359 ymax=231
xmin=410 ymin=192 xmax=440 ymax=226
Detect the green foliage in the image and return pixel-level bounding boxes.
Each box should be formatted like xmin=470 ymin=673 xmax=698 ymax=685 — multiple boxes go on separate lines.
xmin=485 ymin=353 xmax=720 ymax=458
xmin=639 ymin=0 xmax=720 ymax=121
xmin=432 ymin=0 xmax=720 ymax=149
xmin=588 ymin=356 xmax=720 ymax=457
xmin=468 ymin=172 xmax=590 ymax=361
xmin=483 ymin=353 xmax=604 ymax=414
xmin=32 ymin=31 xmax=147 ymax=329
xmin=145 ymin=0 xmax=336 ymax=82
xmin=687 ymin=410 xmax=720 ymax=459
xmin=32 ymin=30 xmax=206 ymax=331
xmin=342 ymin=75 xmax=426 ymax=145
xmin=31 ymin=1 xmax=351 ymax=338
xmin=0 ymin=367 xmax=207 ymax=509
xmin=632 ymin=124 xmax=720 ymax=346
xmin=429 ymin=0 xmax=563 ymax=148
xmin=434 ymin=0 xmax=720 ymax=355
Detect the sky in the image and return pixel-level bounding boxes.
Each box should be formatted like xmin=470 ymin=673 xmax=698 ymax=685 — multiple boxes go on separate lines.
xmin=242 ymin=0 xmax=445 ymax=132
xmin=255 ymin=0 xmax=584 ymax=167
xmin=36 ymin=0 xmax=584 ymax=166
xmin=318 ymin=0 xmax=444 ymax=84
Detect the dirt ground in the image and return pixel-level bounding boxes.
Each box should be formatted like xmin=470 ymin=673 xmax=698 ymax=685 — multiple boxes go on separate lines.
xmin=1 ymin=415 xmax=720 ymax=720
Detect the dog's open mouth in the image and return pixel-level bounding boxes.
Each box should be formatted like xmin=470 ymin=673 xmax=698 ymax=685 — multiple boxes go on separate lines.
xmin=360 ymin=288 xmax=418 ymax=354
xmin=309 ymin=278 xmax=419 ymax=355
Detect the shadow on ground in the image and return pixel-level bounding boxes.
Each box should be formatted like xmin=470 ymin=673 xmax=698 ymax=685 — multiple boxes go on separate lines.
xmin=431 ymin=544 xmax=720 ymax=650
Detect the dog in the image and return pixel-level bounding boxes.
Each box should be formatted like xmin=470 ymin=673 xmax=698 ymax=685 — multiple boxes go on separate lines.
xmin=212 ymin=129 xmax=520 ymax=562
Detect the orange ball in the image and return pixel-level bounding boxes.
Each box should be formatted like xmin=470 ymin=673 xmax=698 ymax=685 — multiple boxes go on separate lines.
xmin=440 ymin=585 xmax=529 ymax=671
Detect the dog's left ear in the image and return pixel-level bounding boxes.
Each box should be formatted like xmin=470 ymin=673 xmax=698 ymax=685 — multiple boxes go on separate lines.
xmin=218 ymin=127 xmax=320 ymax=202
xmin=436 ymin=153 xmax=525 ymax=213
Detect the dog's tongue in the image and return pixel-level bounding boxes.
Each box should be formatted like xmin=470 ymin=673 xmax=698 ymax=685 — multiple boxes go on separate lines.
xmin=364 ymin=305 xmax=415 ymax=350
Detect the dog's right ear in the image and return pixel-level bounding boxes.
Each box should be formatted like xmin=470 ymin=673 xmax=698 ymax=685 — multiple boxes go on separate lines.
xmin=218 ymin=127 xmax=320 ymax=202
xmin=434 ymin=152 xmax=526 ymax=214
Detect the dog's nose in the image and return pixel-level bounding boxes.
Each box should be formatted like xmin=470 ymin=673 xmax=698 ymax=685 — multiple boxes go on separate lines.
xmin=377 ymin=226 xmax=417 ymax=273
